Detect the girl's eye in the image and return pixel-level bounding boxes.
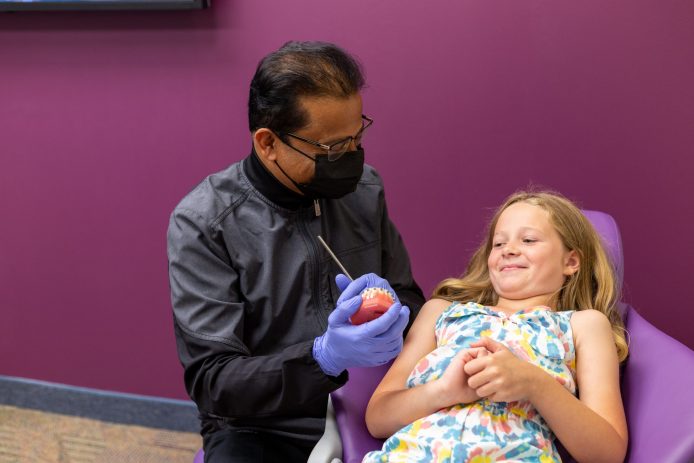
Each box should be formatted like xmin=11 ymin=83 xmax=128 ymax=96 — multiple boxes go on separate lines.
xmin=492 ymin=242 xmax=504 ymax=248
xmin=522 ymin=238 xmax=537 ymax=244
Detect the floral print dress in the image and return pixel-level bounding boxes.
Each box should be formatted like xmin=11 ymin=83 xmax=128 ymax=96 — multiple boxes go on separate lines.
xmin=363 ymin=301 xmax=577 ymax=463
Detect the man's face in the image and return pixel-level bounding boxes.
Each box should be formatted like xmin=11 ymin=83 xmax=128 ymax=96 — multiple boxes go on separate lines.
xmin=275 ymin=93 xmax=363 ymax=186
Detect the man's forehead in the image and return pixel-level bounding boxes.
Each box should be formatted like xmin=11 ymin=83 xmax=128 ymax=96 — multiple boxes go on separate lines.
xmin=296 ymin=94 xmax=363 ymax=137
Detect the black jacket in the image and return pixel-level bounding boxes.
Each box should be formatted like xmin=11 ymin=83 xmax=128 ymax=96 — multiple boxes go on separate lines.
xmin=167 ymin=152 xmax=424 ymax=442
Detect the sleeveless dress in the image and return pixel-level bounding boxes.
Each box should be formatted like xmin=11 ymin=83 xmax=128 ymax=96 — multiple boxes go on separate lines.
xmin=362 ymin=301 xmax=577 ymax=463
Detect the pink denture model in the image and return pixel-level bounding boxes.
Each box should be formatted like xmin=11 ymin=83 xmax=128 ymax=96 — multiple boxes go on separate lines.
xmin=350 ymin=287 xmax=394 ymax=325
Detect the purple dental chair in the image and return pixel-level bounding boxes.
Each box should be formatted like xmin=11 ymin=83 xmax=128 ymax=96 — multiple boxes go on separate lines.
xmin=330 ymin=210 xmax=694 ymax=463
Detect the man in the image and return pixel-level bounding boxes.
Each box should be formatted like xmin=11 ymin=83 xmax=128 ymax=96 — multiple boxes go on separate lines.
xmin=167 ymin=41 xmax=425 ymax=462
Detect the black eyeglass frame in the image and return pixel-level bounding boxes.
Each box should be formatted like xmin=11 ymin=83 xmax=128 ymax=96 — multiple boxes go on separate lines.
xmin=277 ymin=115 xmax=373 ymax=162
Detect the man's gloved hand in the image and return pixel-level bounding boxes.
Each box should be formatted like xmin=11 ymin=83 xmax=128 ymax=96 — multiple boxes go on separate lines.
xmin=334 ymin=273 xmax=399 ymax=301
xmin=313 ymin=273 xmax=410 ymax=377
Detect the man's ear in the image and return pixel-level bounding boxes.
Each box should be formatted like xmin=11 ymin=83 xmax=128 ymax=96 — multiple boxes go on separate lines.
xmin=563 ymin=250 xmax=581 ymax=276
xmin=253 ymin=128 xmax=279 ymax=161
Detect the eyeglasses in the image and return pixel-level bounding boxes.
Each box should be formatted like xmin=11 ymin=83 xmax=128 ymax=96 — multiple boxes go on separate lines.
xmin=278 ymin=115 xmax=373 ymax=162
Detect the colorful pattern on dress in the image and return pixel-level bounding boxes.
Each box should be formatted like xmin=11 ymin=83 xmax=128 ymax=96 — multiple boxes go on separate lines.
xmin=362 ymin=301 xmax=576 ymax=463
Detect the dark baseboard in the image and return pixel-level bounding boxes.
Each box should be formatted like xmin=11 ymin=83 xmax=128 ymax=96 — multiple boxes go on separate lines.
xmin=0 ymin=375 xmax=199 ymax=433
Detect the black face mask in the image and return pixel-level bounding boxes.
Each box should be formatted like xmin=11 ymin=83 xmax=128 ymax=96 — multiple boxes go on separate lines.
xmin=276 ymin=148 xmax=365 ymax=199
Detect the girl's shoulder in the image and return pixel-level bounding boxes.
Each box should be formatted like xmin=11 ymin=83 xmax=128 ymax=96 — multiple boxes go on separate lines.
xmin=569 ymin=309 xmax=614 ymax=344
xmin=570 ymin=308 xmax=611 ymax=327
xmin=418 ymin=298 xmax=470 ymax=329
xmin=407 ymin=298 xmax=451 ymax=327
xmin=419 ymin=297 xmax=456 ymax=318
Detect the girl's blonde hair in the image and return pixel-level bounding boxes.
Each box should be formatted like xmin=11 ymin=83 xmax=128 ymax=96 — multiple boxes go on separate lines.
xmin=433 ymin=191 xmax=629 ymax=362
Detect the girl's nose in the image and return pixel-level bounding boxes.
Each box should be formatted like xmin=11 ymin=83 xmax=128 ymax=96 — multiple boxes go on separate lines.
xmin=502 ymin=242 xmax=519 ymax=256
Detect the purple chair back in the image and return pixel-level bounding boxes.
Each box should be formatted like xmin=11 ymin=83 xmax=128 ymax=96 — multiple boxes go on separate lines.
xmin=582 ymin=210 xmax=624 ymax=294
xmin=331 ymin=210 xmax=694 ymax=463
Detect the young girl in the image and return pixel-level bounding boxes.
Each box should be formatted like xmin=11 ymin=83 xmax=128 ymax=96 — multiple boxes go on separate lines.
xmin=363 ymin=191 xmax=629 ymax=463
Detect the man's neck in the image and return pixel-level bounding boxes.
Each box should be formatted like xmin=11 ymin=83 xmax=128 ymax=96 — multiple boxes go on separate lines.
xmin=243 ymin=147 xmax=313 ymax=210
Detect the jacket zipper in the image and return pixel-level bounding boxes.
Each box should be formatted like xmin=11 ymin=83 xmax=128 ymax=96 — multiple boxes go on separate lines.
xmin=301 ymin=206 xmax=328 ymax=331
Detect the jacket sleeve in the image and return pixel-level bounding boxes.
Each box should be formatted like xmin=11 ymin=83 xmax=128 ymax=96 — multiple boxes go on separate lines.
xmin=167 ymin=208 xmax=347 ymax=420
xmin=378 ymin=197 xmax=426 ymax=333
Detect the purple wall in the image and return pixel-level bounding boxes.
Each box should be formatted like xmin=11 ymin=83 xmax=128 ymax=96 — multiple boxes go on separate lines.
xmin=1 ymin=1 xmax=693 ymax=400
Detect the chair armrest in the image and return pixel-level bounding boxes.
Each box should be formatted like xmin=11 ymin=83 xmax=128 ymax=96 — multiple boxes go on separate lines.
xmin=621 ymin=307 xmax=694 ymax=463
xmin=331 ymin=364 xmax=389 ymax=463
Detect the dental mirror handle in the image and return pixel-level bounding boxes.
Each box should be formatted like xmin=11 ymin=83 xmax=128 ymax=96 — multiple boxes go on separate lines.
xmin=316 ymin=235 xmax=353 ymax=281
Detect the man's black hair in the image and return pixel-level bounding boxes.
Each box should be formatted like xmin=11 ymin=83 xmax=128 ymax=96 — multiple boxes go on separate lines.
xmin=248 ymin=41 xmax=365 ymax=134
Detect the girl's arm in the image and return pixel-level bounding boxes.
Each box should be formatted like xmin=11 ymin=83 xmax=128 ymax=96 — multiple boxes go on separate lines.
xmin=365 ymin=298 xmax=479 ymax=438
xmin=466 ymin=309 xmax=627 ymax=463
xmin=537 ymin=309 xmax=628 ymax=462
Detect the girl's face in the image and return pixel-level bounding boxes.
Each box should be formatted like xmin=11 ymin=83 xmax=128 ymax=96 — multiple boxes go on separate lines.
xmin=488 ymin=202 xmax=579 ymax=310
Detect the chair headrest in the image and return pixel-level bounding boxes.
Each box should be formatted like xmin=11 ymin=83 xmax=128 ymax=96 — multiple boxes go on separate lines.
xmin=581 ymin=209 xmax=625 ymax=295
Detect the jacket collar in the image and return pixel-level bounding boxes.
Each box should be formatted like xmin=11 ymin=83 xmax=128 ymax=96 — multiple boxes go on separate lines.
xmin=243 ymin=147 xmax=314 ymax=210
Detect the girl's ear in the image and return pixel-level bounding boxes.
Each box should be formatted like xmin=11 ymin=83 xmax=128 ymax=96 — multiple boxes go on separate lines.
xmin=253 ymin=128 xmax=280 ymax=161
xmin=563 ymin=250 xmax=581 ymax=276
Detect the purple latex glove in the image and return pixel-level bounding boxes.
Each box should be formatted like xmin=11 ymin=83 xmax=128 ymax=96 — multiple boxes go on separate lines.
xmin=313 ymin=273 xmax=410 ymax=376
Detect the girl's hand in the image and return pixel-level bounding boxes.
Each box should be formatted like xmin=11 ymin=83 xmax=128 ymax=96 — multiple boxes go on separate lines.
xmin=436 ymin=347 xmax=488 ymax=406
xmin=464 ymin=337 xmax=544 ymax=403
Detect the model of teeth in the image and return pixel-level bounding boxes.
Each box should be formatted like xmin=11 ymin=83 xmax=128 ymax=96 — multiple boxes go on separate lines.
xmin=350 ymin=287 xmax=395 ymax=325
